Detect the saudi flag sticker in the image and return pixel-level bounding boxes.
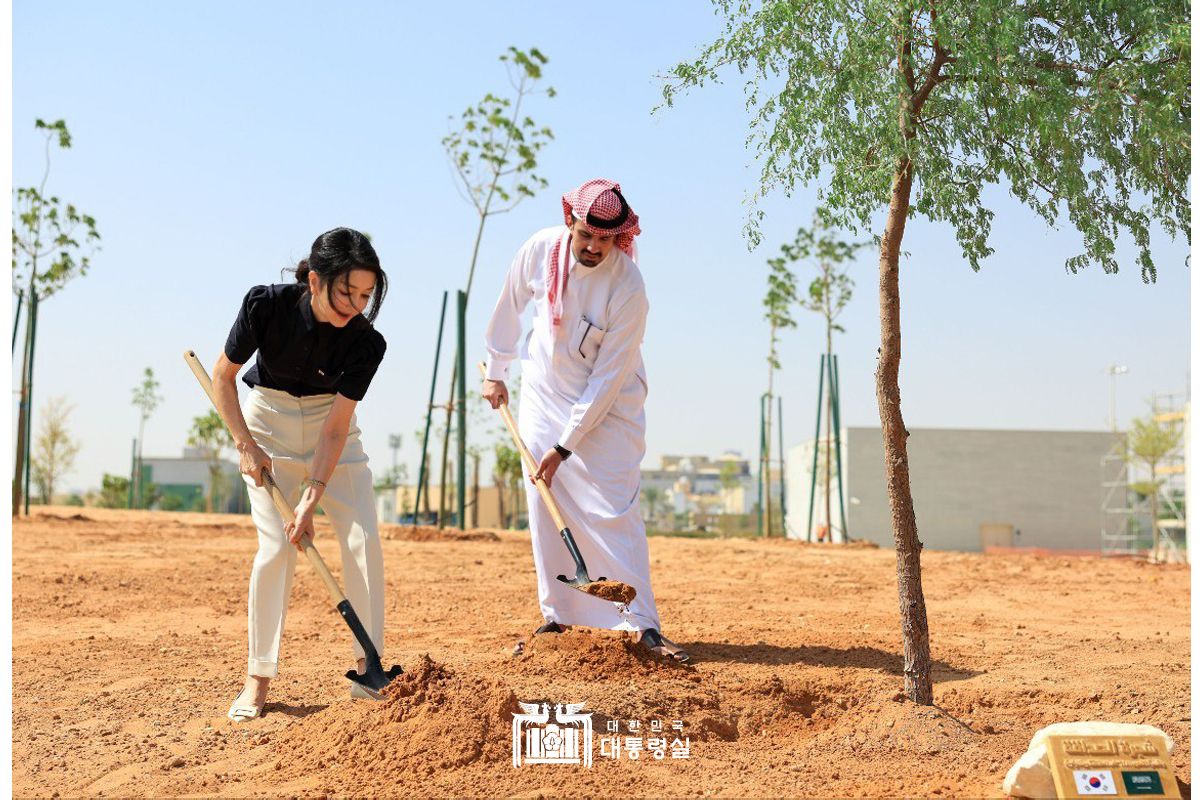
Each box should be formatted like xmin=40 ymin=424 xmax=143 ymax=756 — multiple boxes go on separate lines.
xmin=1073 ymin=770 xmax=1118 ymax=795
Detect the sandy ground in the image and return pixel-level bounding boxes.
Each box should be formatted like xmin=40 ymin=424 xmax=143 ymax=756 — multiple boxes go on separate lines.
xmin=12 ymin=507 xmax=1191 ymax=798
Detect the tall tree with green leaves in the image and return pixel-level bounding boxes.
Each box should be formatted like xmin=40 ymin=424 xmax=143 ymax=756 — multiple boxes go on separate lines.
xmin=1126 ymin=411 xmax=1183 ymax=556
xmin=790 ymin=219 xmax=869 ymax=540
xmin=762 ymin=249 xmax=800 ymax=536
xmin=436 ymin=47 xmax=555 ymax=526
xmin=663 ymin=1 xmax=1189 ymax=703
xmin=131 ymin=367 xmax=163 ymax=509
xmin=188 ymin=410 xmax=234 ymax=513
xmin=31 ymin=397 xmax=80 ymax=505
xmin=12 ymin=119 xmax=101 ymax=514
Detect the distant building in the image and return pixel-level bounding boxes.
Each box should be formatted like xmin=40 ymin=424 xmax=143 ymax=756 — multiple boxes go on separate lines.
xmin=641 ymin=451 xmax=756 ymax=525
xmin=141 ymin=447 xmax=247 ymax=513
xmin=786 ymin=427 xmax=1125 ymax=552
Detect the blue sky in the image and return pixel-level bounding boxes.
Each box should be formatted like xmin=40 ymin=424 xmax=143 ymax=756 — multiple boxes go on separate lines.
xmin=13 ymin=1 xmax=1190 ymax=493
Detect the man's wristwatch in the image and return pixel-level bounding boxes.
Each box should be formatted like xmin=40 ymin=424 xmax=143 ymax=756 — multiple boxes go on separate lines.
xmin=553 ymin=444 xmax=572 ymax=461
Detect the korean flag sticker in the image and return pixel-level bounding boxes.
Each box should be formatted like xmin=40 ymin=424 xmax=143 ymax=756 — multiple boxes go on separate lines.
xmin=1073 ymin=770 xmax=1118 ymax=795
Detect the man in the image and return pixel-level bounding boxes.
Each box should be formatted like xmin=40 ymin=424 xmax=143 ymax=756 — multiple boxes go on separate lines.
xmin=482 ymin=178 xmax=688 ymax=662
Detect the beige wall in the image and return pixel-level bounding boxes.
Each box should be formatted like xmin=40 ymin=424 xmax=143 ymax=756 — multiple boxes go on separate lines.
xmin=379 ymin=484 xmax=525 ymax=529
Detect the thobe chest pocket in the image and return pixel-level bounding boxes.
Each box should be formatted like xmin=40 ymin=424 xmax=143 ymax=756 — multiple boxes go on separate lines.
xmin=571 ymin=317 xmax=606 ymax=362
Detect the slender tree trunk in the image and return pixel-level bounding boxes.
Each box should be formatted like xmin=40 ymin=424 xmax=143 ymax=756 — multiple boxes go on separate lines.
xmin=1149 ymin=465 xmax=1160 ymax=559
xmin=877 ymin=156 xmax=933 ymax=705
xmin=825 ymin=297 xmax=835 ymax=542
xmin=13 ymin=313 xmax=32 ymax=516
xmin=471 ymin=452 xmax=480 ymax=529
xmin=764 ymin=324 xmax=776 ymax=536
xmin=496 ymin=473 xmax=507 ymax=529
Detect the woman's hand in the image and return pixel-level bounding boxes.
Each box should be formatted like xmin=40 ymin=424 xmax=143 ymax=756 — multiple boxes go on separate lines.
xmin=533 ymin=448 xmax=564 ymax=488
xmin=238 ymin=442 xmax=273 ymax=487
xmin=285 ymin=501 xmax=316 ymax=551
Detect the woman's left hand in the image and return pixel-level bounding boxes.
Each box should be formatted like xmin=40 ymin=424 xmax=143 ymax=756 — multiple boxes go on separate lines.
xmin=285 ymin=503 xmax=316 ymax=551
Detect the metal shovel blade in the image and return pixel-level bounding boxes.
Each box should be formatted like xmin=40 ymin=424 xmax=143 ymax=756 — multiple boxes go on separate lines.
xmin=346 ymin=660 xmax=404 ymax=701
xmin=555 ymin=526 xmax=638 ymax=604
xmin=336 ymin=599 xmax=402 ymax=701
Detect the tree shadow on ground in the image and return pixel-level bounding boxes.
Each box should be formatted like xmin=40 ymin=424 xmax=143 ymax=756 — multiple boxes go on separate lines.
xmin=686 ymin=641 xmax=981 ymax=682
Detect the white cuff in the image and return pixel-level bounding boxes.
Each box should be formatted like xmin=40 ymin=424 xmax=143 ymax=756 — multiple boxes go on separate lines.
xmin=558 ymin=425 xmax=585 ymax=453
xmin=485 ymin=357 xmax=511 ymax=382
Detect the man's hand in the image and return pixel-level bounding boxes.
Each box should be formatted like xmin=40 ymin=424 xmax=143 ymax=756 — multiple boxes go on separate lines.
xmin=533 ymin=448 xmax=564 ymax=488
xmin=483 ymin=379 xmax=509 ymax=409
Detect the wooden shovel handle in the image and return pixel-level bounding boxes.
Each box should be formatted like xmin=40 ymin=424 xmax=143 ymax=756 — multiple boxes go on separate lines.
xmin=183 ymin=350 xmax=345 ymax=604
xmin=478 ymin=362 xmax=569 ymax=531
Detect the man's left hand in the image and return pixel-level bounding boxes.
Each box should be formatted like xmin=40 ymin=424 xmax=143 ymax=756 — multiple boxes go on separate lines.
xmin=533 ymin=448 xmax=564 ymax=488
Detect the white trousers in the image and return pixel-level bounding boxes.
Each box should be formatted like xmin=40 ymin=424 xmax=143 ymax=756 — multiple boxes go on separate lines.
xmin=519 ymin=371 xmax=662 ymax=632
xmin=241 ymin=386 xmax=386 ymax=678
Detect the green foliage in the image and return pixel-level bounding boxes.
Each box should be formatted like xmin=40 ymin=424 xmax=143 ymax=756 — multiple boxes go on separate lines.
xmin=763 ymin=249 xmax=799 ymax=371
xmin=31 ymin=396 xmax=80 ymax=504
xmin=719 ymin=460 xmax=742 ymax=490
xmin=443 ymin=46 xmax=555 ymax=297
xmin=131 ymin=367 xmax=163 ymax=421
xmin=158 ymin=494 xmax=185 ymax=512
xmin=1126 ymin=412 xmax=1183 ymax=470
xmin=444 ymin=47 xmax=555 ymax=212
xmin=662 ymin=1 xmax=1189 ymax=281
xmin=12 ymin=119 xmax=101 ymax=298
xmin=97 ymin=474 xmax=130 ymax=509
xmin=188 ymin=410 xmax=233 ymax=512
xmin=65 ymin=493 xmax=84 ymax=507
xmin=785 ymin=218 xmax=870 ymax=335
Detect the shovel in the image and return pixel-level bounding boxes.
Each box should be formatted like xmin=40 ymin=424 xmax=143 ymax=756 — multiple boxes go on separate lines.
xmin=478 ymin=362 xmax=636 ymax=606
xmin=184 ymin=350 xmax=402 ymax=700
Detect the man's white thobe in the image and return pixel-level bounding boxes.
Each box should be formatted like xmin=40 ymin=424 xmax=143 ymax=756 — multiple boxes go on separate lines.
xmin=484 ymin=225 xmax=661 ymax=631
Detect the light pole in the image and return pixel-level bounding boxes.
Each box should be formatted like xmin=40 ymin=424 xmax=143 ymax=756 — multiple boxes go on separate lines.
xmin=1107 ymin=365 xmax=1128 ymax=431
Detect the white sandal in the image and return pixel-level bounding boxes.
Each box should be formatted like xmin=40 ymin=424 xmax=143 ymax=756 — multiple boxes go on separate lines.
xmin=228 ymin=691 xmax=264 ymax=722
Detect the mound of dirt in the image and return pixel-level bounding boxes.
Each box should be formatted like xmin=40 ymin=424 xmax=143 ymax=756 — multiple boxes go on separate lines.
xmin=512 ymin=628 xmax=679 ymax=677
xmin=34 ymin=512 xmax=93 ymax=522
xmin=381 ymin=524 xmax=500 ymax=542
xmin=506 ymin=628 xmax=743 ymax=742
xmin=271 ymin=655 xmax=518 ymax=792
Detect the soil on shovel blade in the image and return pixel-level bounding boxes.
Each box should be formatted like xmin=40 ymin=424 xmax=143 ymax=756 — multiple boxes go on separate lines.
xmin=579 ymin=579 xmax=637 ymax=604
xmin=12 ymin=508 xmax=1192 ymax=798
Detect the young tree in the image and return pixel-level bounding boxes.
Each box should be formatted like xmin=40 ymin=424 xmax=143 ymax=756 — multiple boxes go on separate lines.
xmin=130 ymin=367 xmax=163 ymax=508
xmin=188 ymin=410 xmax=234 ymax=513
xmin=437 ymin=46 xmax=555 ymax=524
xmin=1126 ymin=412 xmax=1183 ymax=557
xmin=31 ymin=396 xmax=80 ymax=504
xmin=789 ymin=220 xmax=870 ymax=540
xmin=12 ymin=119 xmax=101 ymax=514
xmin=96 ymin=474 xmax=130 ymax=509
xmin=761 ymin=252 xmax=799 ymax=536
xmin=493 ymin=443 xmax=523 ymax=528
xmin=663 ymin=1 xmax=1189 ymax=704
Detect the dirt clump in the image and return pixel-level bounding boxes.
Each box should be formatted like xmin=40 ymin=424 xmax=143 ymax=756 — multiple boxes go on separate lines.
xmin=580 ymin=579 xmax=637 ymax=604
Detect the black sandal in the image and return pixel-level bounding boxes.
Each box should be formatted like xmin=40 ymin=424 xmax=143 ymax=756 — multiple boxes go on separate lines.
xmin=636 ymin=628 xmax=691 ymax=663
xmin=512 ymin=621 xmax=567 ymax=658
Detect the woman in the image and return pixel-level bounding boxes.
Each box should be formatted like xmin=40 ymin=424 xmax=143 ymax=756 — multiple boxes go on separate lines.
xmin=210 ymin=227 xmax=390 ymax=722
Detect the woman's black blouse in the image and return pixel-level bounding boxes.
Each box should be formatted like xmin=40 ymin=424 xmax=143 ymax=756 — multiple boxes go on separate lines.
xmin=223 ymin=283 xmax=386 ymax=402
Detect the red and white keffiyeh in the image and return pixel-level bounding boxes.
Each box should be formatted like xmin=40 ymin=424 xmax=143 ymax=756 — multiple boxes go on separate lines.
xmin=546 ymin=179 xmax=641 ymax=331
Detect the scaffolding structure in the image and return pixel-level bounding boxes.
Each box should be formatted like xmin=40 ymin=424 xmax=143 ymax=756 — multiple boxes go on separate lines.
xmin=1101 ymin=392 xmax=1188 ymax=562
